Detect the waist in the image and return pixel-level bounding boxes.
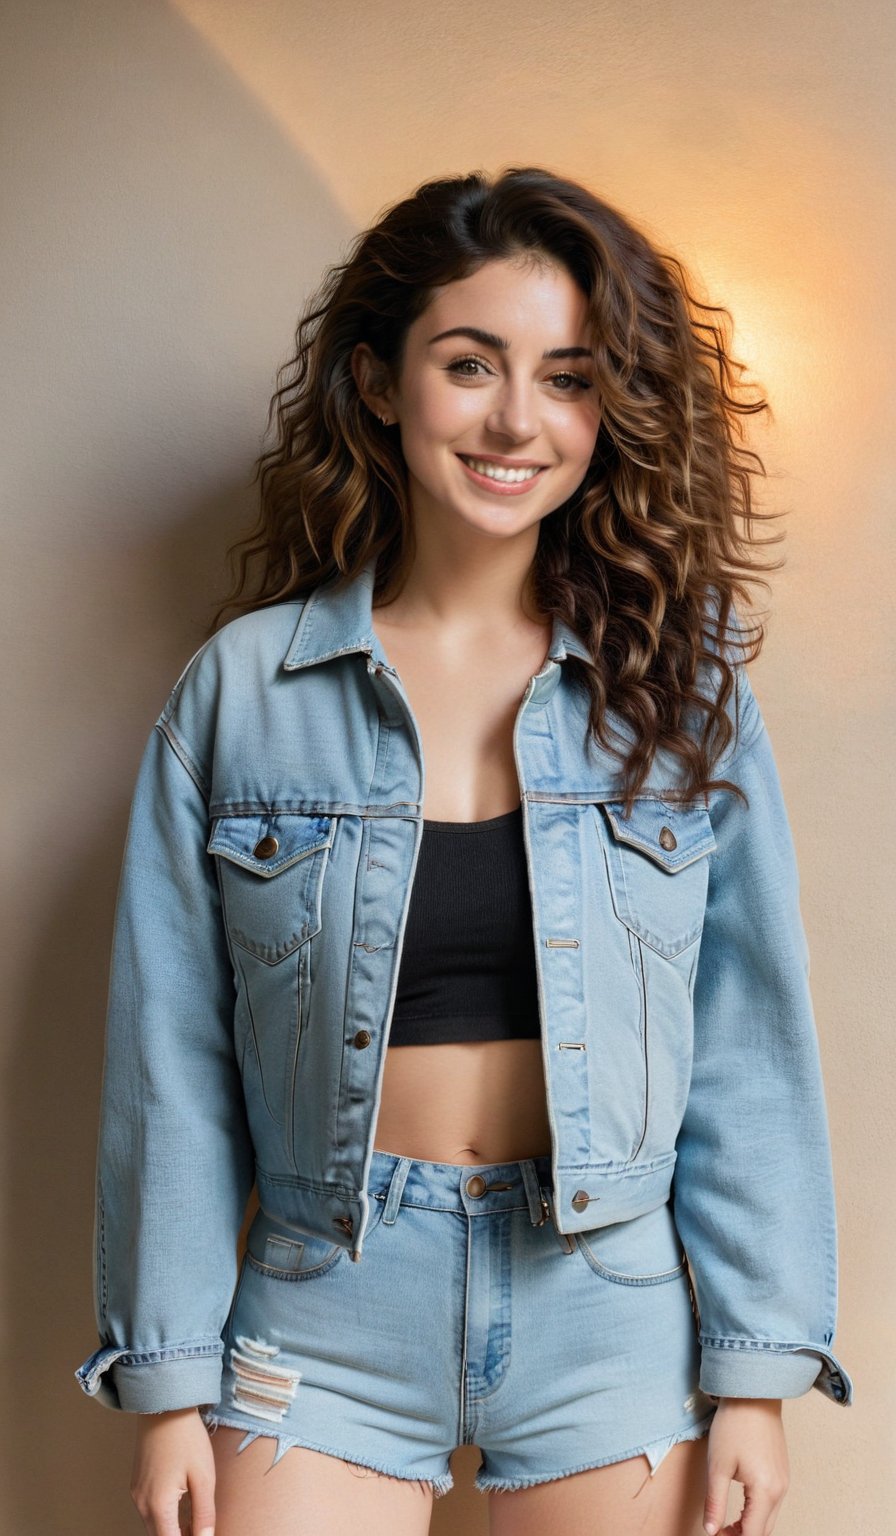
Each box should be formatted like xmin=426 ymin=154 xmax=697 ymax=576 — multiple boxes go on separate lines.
xmin=375 ymin=1036 xmax=552 ymax=1164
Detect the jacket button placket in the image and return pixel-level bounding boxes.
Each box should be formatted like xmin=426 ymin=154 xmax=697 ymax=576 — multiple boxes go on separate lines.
xmin=517 ymin=676 xmax=593 ymax=1213
xmin=334 ymin=659 xmax=424 ymax=1221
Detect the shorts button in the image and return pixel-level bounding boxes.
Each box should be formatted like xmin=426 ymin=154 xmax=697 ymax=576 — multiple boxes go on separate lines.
xmin=658 ymin=826 xmax=677 ymax=851
xmin=353 ymin=1030 xmax=371 ymax=1049
xmin=466 ymin=1175 xmax=488 ymax=1198
xmin=253 ymin=835 xmax=279 ymax=859
xmin=571 ymin=1189 xmax=591 ymax=1211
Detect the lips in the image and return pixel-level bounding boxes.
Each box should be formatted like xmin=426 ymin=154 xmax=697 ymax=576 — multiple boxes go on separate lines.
xmin=456 ymin=454 xmax=548 ymax=495
xmin=457 ymin=454 xmax=548 ymax=470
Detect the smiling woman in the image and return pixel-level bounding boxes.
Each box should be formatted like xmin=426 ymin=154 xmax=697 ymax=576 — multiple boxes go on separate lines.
xmin=77 ymin=166 xmax=852 ymax=1536
xmin=351 ymin=256 xmax=603 ymax=536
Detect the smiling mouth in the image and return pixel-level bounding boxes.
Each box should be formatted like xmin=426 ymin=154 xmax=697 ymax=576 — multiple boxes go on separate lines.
xmin=456 ymin=454 xmax=547 ymax=484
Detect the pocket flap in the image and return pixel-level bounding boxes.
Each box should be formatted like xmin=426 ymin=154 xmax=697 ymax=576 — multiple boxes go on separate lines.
xmin=599 ymin=798 xmax=719 ymax=872
xmin=600 ymin=799 xmax=716 ymax=871
xmin=207 ymin=813 xmax=333 ymax=877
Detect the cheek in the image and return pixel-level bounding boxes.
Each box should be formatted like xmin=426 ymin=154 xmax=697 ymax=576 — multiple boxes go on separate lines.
xmin=406 ymin=378 xmax=493 ymax=446
xmin=559 ymin=409 xmax=601 ymax=469
xmin=420 ymin=403 xmax=461 ymax=443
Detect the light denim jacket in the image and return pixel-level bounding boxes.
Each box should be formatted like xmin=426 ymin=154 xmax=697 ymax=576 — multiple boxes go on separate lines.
xmin=75 ymin=555 xmax=854 ymax=1414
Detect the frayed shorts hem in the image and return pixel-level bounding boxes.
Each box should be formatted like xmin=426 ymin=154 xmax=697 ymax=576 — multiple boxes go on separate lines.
xmin=474 ymin=1408 xmax=717 ymax=1493
xmin=200 ymin=1411 xmax=455 ymax=1498
xmin=201 ymin=1405 xmax=715 ymax=1500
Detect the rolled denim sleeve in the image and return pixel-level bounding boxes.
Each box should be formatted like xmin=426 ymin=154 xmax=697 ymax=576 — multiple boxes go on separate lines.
xmin=671 ymin=667 xmax=854 ymax=1406
xmin=74 ymin=711 xmax=256 ymax=1412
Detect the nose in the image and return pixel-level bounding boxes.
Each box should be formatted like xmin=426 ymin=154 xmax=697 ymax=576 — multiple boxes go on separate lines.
xmin=484 ymin=377 xmax=541 ymax=441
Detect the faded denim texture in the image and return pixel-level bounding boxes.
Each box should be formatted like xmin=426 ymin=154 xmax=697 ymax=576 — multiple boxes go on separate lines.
xmin=75 ymin=554 xmax=854 ymax=1416
xmin=195 ymin=1150 xmax=721 ymax=1494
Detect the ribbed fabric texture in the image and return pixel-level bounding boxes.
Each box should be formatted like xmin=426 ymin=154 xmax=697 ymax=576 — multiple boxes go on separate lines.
xmin=388 ymin=804 xmax=541 ymax=1045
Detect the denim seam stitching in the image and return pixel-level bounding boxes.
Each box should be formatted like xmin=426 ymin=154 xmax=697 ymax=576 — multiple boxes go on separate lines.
xmin=112 ymin=1341 xmax=224 ymax=1367
xmin=700 ymin=1336 xmax=829 ymax=1353
xmin=154 ymin=718 xmax=210 ymax=800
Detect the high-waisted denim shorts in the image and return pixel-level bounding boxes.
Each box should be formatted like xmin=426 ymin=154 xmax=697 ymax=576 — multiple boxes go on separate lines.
xmin=199 ymin=1149 xmax=718 ymax=1497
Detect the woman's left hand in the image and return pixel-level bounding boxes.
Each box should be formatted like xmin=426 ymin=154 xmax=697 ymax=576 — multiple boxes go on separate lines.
xmin=702 ymin=1397 xmax=790 ymax=1536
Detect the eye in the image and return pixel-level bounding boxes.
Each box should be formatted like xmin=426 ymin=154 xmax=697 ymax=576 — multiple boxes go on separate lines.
xmin=444 ymin=356 xmax=594 ymax=394
xmin=549 ymin=372 xmax=594 ymax=393
xmin=444 ymin=355 xmax=492 ymax=378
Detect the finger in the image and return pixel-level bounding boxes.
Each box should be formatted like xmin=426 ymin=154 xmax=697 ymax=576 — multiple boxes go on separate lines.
xmin=145 ymin=1491 xmax=185 ymax=1536
xmin=737 ymin=1483 xmax=775 ymax=1536
xmin=175 ymin=1486 xmax=191 ymax=1533
xmin=703 ymin=1470 xmax=731 ymax=1534
xmin=188 ymin=1470 xmax=216 ymax=1536
xmin=158 ymin=1511 xmax=184 ymax=1536
xmin=762 ymin=1493 xmax=787 ymax=1536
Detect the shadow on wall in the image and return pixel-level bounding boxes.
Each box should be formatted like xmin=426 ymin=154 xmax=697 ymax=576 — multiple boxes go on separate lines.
xmin=2 ymin=2 xmax=354 ymax=1534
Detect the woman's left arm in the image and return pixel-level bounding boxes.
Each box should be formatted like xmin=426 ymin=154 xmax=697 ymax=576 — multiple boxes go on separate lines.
xmin=671 ymin=657 xmax=854 ymax=1531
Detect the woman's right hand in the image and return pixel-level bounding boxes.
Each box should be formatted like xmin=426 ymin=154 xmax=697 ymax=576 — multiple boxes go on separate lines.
xmin=130 ymin=1406 xmax=216 ymax=1536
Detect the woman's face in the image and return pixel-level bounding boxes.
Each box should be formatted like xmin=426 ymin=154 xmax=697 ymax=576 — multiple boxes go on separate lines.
xmin=376 ymin=257 xmax=602 ymax=543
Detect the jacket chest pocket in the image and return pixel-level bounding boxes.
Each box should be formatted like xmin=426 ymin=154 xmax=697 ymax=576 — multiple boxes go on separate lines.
xmin=598 ymin=799 xmax=716 ymax=958
xmin=207 ymin=813 xmax=334 ymax=965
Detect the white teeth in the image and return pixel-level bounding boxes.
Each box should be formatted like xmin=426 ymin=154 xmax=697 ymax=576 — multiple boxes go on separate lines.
xmin=461 ymin=457 xmax=542 ymax=483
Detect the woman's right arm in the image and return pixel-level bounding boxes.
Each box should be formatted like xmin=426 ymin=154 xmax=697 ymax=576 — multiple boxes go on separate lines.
xmin=74 ymin=651 xmax=256 ymax=1511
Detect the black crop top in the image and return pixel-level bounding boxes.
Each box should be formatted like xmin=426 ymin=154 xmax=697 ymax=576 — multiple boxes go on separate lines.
xmin=388 ymin=805 xmax=541 ymax=1046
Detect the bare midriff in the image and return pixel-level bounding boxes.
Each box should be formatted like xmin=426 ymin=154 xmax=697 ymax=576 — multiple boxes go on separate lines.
xmin=374 ymin=1038 xmax=553 ymax=1165
xmin=369 ymin=599 xmax=555 ymax=1168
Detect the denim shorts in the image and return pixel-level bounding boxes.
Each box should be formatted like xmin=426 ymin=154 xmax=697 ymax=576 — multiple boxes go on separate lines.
xmin=199 ymin=1149 xmax=718 ymax=1497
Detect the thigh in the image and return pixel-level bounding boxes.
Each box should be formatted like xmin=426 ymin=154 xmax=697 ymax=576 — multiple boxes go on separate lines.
xmin=487 ymin=1435 xmax=708 ymax=1536
xmin=209 ymin=1424 xmax=435 ymax=1536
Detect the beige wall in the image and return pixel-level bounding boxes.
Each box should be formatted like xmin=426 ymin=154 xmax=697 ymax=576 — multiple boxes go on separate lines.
xmin=3 ymin=2 xmax=891 ymax=1530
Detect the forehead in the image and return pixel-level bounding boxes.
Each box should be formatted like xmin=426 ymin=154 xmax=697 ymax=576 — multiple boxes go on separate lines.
xmin=415 ymin=257 xmax=592 ymax=342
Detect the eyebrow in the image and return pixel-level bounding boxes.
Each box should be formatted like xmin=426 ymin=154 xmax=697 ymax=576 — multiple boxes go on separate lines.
xmin=427 ymin=326 xmax=593 ymax=362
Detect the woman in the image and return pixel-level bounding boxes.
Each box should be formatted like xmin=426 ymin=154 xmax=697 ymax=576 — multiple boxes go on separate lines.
xmin=75 ymin=167 xmax=853 ymax=1536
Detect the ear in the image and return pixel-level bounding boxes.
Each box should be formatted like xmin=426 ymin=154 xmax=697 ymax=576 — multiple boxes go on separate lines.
xmin=351 ymin=342 xmax=395 ymax=423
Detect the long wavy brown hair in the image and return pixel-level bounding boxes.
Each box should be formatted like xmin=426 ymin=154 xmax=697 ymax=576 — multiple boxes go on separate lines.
xmin=207 ymin=166 xmax=785 ymax=811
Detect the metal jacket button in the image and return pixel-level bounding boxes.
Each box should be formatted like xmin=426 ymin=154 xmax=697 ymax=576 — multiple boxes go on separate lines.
xmin=253 ymin=835 xmax=279 ymax=859
xmin=466 ymin=1175 xmax=488 ymax=1198
xmin=572 ymin=1189 xmax=591 ymax=1211
xmin=353 ymin=1030 xmax=371 ymax=1049
xmin=658 ymin=826 xmax=677 ymax=851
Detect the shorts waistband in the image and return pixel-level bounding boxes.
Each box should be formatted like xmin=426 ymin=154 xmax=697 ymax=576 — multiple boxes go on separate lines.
xmin=368 ymin=1147 xmax=554 ymax=1226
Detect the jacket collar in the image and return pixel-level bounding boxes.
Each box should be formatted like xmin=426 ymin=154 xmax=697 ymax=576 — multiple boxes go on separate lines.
xmin=283 ymin=552 xmax=593 ymax=671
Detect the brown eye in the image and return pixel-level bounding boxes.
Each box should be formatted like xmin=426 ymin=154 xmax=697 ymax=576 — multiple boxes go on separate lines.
xmin=445 ymin=356 xmax=492 ymax=377
xmin=550 ymin=372 xmax=593 ymax=392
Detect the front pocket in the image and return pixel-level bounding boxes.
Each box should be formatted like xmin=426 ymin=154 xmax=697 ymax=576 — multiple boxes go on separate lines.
xmin=208 ymin=813 xmax=334 ymax=964
xmin=599 ymin=798 xmax=716 ymax=958
xmin=244 ymin=1195 xmax=389 ymax=1282
xmin=245 ymin=1211 xmax=345 ymax=1282
xmin=574 ymin=1199 xmax=689 ymax=1286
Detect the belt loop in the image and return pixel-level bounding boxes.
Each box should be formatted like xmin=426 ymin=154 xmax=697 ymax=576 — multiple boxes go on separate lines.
xmin=382 ymin=1157 xmax=413 ymax=1225
xmin=520 ymin=1159 xmax=549 ymax=1227
xmin=543 ymin=1186 xmax=577 ymax=1254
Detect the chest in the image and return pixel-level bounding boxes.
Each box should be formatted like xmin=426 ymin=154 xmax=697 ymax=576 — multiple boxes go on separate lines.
xmin=370 ymin=618 xmax=552 ymax=821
